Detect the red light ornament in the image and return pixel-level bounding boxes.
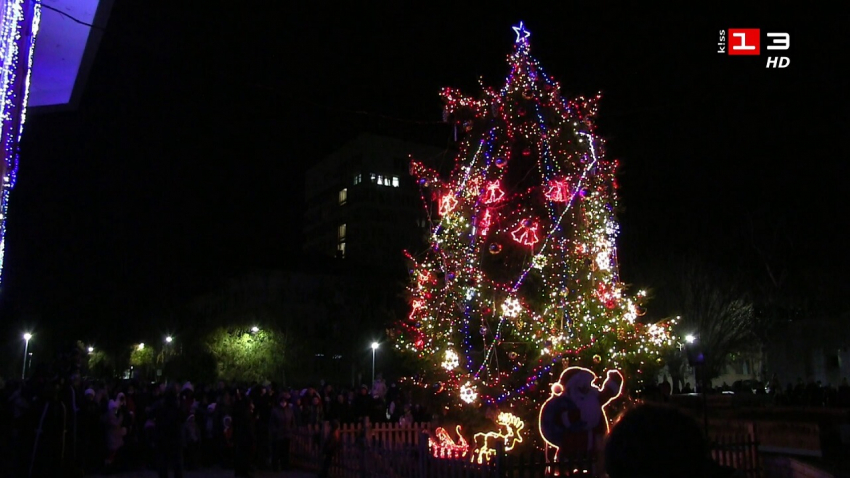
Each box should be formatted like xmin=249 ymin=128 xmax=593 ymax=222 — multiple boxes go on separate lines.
xmin=440 ymin=194 xmax=459 ymax=216
xmin=511 ymin=218 xmax=540 ymax=247
xmin=483 ymin=181 xmax=505 ymax=204
xmin=478 ymin=209 xmax=493 ymax=236
xmin=544 ymin=178 xmax=570 ymax=202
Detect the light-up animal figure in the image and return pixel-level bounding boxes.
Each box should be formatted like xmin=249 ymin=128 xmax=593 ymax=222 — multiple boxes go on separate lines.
xmin=472 ymin=412 xmax=525 ymax=463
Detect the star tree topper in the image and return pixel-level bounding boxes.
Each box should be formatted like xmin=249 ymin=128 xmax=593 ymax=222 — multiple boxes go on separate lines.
xmin=512 ymin=21 xmax=531 ymax=44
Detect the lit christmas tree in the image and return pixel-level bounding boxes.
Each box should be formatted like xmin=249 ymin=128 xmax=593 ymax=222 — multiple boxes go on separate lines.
xmin=394 ymin=23 xmax=676 ymax=420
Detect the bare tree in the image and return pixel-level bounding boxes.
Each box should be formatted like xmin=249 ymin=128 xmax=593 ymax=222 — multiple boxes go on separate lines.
xmin=645 ymin=256 xmax=756 ymax=383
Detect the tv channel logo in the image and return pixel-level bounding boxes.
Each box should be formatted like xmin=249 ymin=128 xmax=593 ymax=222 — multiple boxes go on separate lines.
xmin=717 ymin=29 xmax=790 ymax=68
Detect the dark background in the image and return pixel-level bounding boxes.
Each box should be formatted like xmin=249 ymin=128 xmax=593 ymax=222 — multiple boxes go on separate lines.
xmin=0 ymin=3 xmax=844 ymax=360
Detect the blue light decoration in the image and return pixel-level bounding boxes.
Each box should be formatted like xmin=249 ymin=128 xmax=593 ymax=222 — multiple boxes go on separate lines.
xmin=511 ymin=21 xmax=531 ymax=44
xmin=0 ymin=0 xmax=41 ymax=283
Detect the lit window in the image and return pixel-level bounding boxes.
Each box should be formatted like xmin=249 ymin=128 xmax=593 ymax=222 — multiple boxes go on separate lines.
xmin=338 ymin=224 xmax=347 ymax=241
xmin=353 ymin=174 xmax=361 ymax=185
xmin=337 ymin=241 xmax=346 ymax=258
xmin=392 ymin=176 xmax=399 ymax=187
xmin=377 ymin=174 xmax=384 ymax=185
xmin=370 ymin=173 xmax=377 ymax=183
xmin=339 ymin=188 xmax=348 ymax=205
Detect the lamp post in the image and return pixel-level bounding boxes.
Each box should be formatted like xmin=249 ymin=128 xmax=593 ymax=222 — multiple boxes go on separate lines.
xmin=22 ymin=333 xmax=32 ymax=379
xmin=371 ymin=342 xmax=379 ymax=386
xmin=684 ymin=333 xmax=708 ymax=434
xmin=163 ymin=336 xmax=173 ymax=364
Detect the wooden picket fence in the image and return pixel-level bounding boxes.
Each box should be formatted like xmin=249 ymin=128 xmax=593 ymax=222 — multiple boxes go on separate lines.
xmin=291 ymin=421 xmax=760 ymax=478
xmin=710 ymin=435 xmax=761 ymax=478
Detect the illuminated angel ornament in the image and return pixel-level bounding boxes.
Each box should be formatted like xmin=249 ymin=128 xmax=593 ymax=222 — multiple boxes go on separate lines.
xmin=501 ymin=297 xmax=522 ymax=318
xmin=439 ymin=193 xmax=459 ymax=216
xmin=478 ymin=209 xmax=493 ymax=236
xmin=544 ymin=179 xmax=570 ymax=202
xmin=510 ymin=218 xmax=540 ymax=247
xmin=472 ymin=412 xmax=525 ymax=463
xmin=483 ymin=181 xmax=505 ymax=204
xmin=442 ymin=349 xmax=460 ymax=371
xmin=459 ymin=382 xmax=478 ymax=403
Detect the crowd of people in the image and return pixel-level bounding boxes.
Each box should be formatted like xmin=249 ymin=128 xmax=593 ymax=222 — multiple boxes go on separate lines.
xmin=643 ymin=373 xmax=850 ymax=408
xmin=2 ymin=346 xmax=847 ymax=478
xmin=0 ymin=346 xmax=431 ymax=478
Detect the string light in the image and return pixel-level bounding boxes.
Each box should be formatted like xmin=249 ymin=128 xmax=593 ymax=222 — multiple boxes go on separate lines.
xmin=0 ymin=0 xmax=40 ymax=284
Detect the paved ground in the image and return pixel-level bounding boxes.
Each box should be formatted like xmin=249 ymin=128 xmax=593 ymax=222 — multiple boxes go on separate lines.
xmin=92 ymin=468 xmax=315 ymax=478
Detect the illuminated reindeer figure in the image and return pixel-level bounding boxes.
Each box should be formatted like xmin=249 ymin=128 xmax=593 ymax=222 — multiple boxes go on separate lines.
xmin=472 ymin=412 xmax=525 ymax=463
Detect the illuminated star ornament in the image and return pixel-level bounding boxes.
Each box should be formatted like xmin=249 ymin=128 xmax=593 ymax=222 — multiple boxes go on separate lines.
xmin=512 ymin=21 xmax=531 ymax=44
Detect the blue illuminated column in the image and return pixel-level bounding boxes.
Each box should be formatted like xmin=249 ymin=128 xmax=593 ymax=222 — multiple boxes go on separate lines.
xmin=0 ymin=0 xmax=41 ymax=283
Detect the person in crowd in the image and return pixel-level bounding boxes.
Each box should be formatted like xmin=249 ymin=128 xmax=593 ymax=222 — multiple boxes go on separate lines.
xmin=232 ymin=392 xmax=256 ymax=478
xmin=352 ymin=385 xmax=373 ymax=420
xmin=103 ymin=397 xmax=126 ymax=471
xmin=150 ymin=387 xmax=185 ymax=478
xmin=319 ymin=420 xmax=342 ymax=478
xmin=605 ymin=403 xmax=742 ymax=478
xmin=269 ymin=391 xmax=295 ymax=472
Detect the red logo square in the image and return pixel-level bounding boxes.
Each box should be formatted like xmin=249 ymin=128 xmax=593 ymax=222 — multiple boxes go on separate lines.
xmin=728 ymin=29 xmax=760 ymax=55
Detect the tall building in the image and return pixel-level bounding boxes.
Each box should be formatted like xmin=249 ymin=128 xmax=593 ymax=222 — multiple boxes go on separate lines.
xmin=1 ymin=0 xmax=113 ymax=282
xmin=304 ymin=133 xmax=448 ymax=273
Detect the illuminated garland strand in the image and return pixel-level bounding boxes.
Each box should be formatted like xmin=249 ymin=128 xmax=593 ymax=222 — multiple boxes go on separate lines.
xmin=473 ymin=132 xmax=599 ymax=380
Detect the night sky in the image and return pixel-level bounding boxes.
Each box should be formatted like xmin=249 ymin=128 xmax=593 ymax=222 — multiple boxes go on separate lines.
xmin=0 ymin=3 xmax=845 ymax=351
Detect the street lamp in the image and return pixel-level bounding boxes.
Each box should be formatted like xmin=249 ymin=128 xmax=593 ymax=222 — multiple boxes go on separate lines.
xmin=251 ymin=326 xmax=260 ymax=333
xmin=685 ymin=334 xmax=696 ymax=344
xmin=88 ymin=346 xmax=94 ymax=353
xmin=165 ymin=336 xmax=173 ymax=343
xmin=138 ymin=343 xmax=145 ymax=350
xmin=22 ymin=333 xmax=32 ymax=379
xmin=371 ymin=342 xmax=379 ymax=385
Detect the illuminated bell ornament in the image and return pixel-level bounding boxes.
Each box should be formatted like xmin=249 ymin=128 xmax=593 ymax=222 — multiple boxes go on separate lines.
xmin=488 ymin=243 xmax=503 ymax=254
xmin=593 ymin=354 xmax=602 ymax=364
xmin=480 ymin=326 xmax=488 ymax=336
xmin=605 ymin=299 xmax=617 ymax=309
xmin=495 ymin=157 xmax=507 ymax=168
xmin=508 ymin=351 xmax=518 ymax=360
xmin=522 ymin=148 xmax=531 ymax=156
xmin=635 ymin=306 xmax=647 ymax=316
xmin=464 ymin=121 xmax=474 ymax=132
xmin=522 ymin=89 xmax=534 ymax=100
xmin=517 ymin=107 xmax=526 ymax=116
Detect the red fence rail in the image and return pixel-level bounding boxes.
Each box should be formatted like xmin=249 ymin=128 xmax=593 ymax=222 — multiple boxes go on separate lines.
xmin=291 ymin=422 xmax=760 ymax=478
